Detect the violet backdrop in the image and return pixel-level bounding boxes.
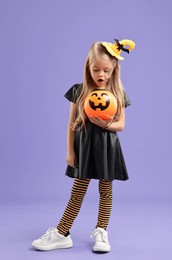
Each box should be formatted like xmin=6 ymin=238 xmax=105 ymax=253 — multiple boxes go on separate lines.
xmin=1 ymin=1 xmax=172 ymax=260
xmin=0 ymin=0 xmax=172 ymax=204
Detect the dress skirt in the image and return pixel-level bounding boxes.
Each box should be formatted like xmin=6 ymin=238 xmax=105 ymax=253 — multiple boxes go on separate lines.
xmin=65 ymin=120 xmax=129 ymax=181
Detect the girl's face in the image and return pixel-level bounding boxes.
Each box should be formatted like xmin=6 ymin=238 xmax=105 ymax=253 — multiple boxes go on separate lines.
xmin=89 ymin=56 xmax=114 ymax=88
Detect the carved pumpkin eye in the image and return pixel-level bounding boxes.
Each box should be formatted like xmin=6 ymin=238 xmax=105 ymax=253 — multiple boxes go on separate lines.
xmin=84 ymin=90 xmax=117 ymax=120
xmin=91 ymin=93 xmax=97 ymax=97
xmin=101 ymin=93 xmax=108 ymax=97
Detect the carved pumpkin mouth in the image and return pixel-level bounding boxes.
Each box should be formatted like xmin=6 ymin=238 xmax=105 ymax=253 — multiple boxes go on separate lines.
xmin=89 ymin=99 xmax=110 ymax=111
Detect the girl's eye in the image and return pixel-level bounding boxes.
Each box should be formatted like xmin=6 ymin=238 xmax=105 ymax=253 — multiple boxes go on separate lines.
xmin=105 ymin=70 xmax=111 ymax=73
xmin=93 ymin=69 xmax=99 ymax=72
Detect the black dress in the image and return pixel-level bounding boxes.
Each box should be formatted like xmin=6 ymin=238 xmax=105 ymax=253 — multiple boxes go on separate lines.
xmin=64 ymin=84 xmax=131 ymax=181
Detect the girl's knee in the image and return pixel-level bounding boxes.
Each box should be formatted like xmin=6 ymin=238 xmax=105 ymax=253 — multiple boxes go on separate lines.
xmin=99 ymin=180 xmax=112 ymax=197
xmin=71 ymin=178 xmax=90 ymax=199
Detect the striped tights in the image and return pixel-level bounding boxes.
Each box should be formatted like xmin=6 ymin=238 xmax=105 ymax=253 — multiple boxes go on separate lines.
xmin=57 ymin=178 xmax=113 ymax=235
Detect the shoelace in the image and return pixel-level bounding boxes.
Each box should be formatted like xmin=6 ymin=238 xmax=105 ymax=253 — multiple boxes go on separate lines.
xmin=91 ymin=229 xmax=108 ymax=242
xmin=40 ymin=227 xmax=55 ymax=240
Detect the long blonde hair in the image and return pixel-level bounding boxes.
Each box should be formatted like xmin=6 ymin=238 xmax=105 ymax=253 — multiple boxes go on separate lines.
xmin=73 ymin=42 xmax=125 ymax=129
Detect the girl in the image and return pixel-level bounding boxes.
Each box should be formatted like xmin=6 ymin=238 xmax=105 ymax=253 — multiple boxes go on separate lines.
xmin=32 ymin=39 xmax=135 ymax=253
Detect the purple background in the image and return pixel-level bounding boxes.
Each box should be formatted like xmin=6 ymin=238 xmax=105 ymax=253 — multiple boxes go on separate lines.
xmin=0 ymin=0 xmax=172 ymax=260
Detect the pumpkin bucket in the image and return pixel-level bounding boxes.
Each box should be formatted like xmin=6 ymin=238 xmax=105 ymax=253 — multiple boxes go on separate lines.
xmin=84 ymin=90 xmax=117 ymax=120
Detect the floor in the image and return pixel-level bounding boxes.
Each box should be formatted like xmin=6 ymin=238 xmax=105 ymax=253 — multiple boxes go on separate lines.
xmin=1 ymin=199 xmax=172 ymax=260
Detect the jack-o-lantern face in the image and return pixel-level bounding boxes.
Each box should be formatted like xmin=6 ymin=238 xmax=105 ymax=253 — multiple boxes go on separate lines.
xmin=89 ymin=92 xmax=110 ymax=111
xmin=84 ymin=90 xmax=117 ymax=120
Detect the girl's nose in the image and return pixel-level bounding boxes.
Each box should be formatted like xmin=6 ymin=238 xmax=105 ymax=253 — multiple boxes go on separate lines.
xmin=98 ymin=70 xmax=104 ymax=76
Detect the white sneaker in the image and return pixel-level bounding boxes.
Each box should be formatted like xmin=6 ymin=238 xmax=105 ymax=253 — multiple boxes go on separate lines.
xmin=91 ymin=227 xmax=111 ymax=252
xmin=32 ymin=227 xmax=73 ymax=251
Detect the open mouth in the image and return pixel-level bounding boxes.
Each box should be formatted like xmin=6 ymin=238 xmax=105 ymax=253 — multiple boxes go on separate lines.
xmin=98 ymin=79 xmax=104 ymax=82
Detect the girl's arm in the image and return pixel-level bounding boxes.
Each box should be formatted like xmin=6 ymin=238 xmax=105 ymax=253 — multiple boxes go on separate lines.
xmin=105 ymin=108 xmax=125 ymax=132
xmin=88 ymin=108 xmax=125 ymax=132
xmin=66 ymin=102 xmax=77 ymax=167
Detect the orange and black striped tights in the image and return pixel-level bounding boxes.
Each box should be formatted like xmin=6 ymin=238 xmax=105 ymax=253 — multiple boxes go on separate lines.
xmin=57 ymin=178 xmax=112 ymax=235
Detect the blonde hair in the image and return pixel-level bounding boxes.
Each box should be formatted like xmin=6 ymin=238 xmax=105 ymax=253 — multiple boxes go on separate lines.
xmin=73 ymin=42 xmax=125 ymax=129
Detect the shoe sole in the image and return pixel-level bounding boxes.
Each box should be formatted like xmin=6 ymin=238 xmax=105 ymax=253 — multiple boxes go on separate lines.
xmin=32 ymin=241 xmax=73 ymax=251
xmin=93 ymin=246 xmax=111 ymax=253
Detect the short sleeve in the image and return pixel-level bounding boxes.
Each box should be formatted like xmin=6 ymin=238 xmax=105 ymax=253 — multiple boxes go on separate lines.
xmin=64 ymin=84 xmax=83 ymax=103
xmin=123 ymin=90 xmax=131 ymax=108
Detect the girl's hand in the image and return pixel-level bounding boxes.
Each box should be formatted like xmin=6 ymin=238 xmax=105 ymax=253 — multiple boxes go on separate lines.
xmin=88 ymin=115 xmax=114 ymax=129
xmin=66 ymin=150 xmax=78 ymax=168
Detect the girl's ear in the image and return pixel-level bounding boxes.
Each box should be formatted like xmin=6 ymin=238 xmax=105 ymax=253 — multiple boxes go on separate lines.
xmin=113 ymin=61 xmax=117 ymax=69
